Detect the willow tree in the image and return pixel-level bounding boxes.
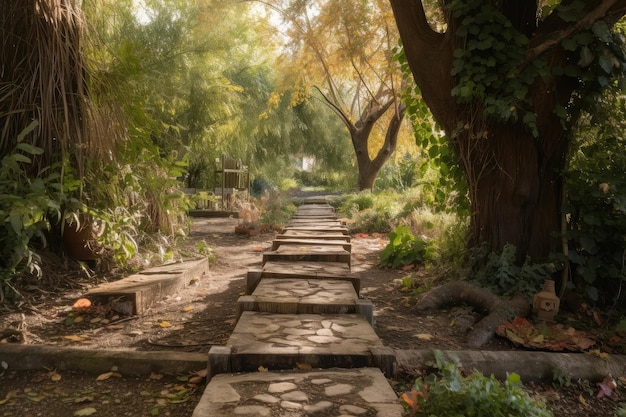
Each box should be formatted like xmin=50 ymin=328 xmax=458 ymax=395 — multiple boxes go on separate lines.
xmin=390 ymin=0 xmax=626 ymax=261
xmin=261 ymin=0 xmax=407 ymax=190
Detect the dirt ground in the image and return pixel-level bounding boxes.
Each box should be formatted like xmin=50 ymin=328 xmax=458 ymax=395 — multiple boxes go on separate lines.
xmin=0 ymin=216 xmax=624 ymax=416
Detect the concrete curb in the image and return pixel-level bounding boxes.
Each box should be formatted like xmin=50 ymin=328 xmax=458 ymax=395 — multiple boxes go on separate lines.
xmin=395 ymin=349 xmax=626 ymax=382
xmin=0 ymin=344 xmax=207 ymax=376
xmin=2 ymin=344 xmax=624 ymax=383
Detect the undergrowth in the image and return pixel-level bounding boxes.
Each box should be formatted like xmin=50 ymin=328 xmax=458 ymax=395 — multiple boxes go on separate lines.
xmin=400 ymin=351 xmax=552 ymax=417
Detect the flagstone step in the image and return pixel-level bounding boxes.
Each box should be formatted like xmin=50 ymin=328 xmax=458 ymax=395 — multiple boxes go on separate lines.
xmin=270 ymin=238 xmax=352 ymax=252
xmin=246 ymin=262 xmax=356 ymax=294
xmin=262 ymin=244 xmax=351 ymax=266
xmin=236 ymin=278 xmax=373 ymax=324
xmin=85 ymin=258 xmax=208 ymax=315
xmin=287 ymin=219 xmax=344 ymax=226
xmin=192 ymin=367 xmax=403 ymax=417
xmin=275 ymin=230 xmax=351 ymax=241
xmin=208 ymin=312 xmax=395 ymax=378
xmin=281 ymin=225 xmax=349 ymax=235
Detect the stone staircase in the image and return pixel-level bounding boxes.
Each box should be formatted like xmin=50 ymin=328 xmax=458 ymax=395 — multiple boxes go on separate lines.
xmin=193 ymin=201 xmax=403 ymax=417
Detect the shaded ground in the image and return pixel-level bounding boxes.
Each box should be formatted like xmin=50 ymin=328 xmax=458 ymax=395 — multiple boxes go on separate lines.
xmin=1 ymin=216 xmax=624 ymax=416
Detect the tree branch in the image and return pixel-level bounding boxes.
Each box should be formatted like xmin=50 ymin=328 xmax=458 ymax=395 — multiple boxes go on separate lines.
xmin=525 ymin=0 xmax=626 ymax=65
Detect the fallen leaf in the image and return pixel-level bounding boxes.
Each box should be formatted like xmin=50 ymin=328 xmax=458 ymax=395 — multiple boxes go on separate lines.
xmin=587 ymin=349 xmax=609 ymax=360
xmin=578 ymin=394 xmax=590 ymax=408
xmin=151 ymin=407 xmax=159 ymax=416
xmin=74 ymin=316 xmax=84 ymax=323
xmin=73 ymin=298 xmax=92 ymax=311
xmin=182 ymin=306 xmax=193 ymax=312
xmin=597 ymin=375 xmax=618 ymax=400
xmin=73 ymin=407 xmax=97 ymax=416
xmin=415 ymin=333 xmax=434 ymax=341
xmin=402 ymin=264 xmax=414 ymax=271
xmin=106 ymin=324 xmax=124 ymax=330
xmin=64 ymin=335 xmax=86 ymax=342
xmin=188 ymin=376 xmax=203 ymax=384
xmin=50 ymin=372 xmax=62 ymax=382
xmin=159 ymin=321 xmax=172 ymax=328
xmin=296 ymin=363 xmax=313 ymax=371
xmin=96 ymin=372 xmax=114 ymax=381
xmin=176 ymin=375 xmax=189 ymax=382
xmin=149 ymin=372 xmax=163 ymax=380
xmin=74 ymin=396 xmax=94 ymax=403
xmin=258 ymin=366 xmax=268 ymax=372
xmin=195 ymin=369 xmax=208 ymax=378
xmin=90 ymin=318 xmax=101 ymax=324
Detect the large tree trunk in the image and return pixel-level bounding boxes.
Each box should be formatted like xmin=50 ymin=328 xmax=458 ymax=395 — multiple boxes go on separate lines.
xmin=457 ymin=120 xmax=567 ymax=260
xmin=389 ymin=0 xmax=626 ymax=260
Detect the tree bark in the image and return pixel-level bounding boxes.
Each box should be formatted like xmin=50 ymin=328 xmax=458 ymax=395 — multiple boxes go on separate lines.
xmin=390 ymin=0 xmax=626 ymax=260
xmin=353 ymin=104 xmax=406 ymax=191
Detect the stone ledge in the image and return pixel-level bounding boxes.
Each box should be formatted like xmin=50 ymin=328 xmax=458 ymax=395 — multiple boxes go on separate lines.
xmin=0 ymin=344 xmax=206 ymax=375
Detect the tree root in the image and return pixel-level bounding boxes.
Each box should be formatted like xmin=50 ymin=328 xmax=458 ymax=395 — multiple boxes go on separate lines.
xmin=414 ymin=281 xmax=530 ymax=347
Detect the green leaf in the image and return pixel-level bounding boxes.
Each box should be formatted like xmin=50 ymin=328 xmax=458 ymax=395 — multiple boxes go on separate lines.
xmin=591 ymin=21 xmax=611 ymax=43
xmin=598 ymin=56 xmax=614 ymax=74
xmin=16 ymin=120 xmax=39 ymax=143
xmin=12 ymin=154 xmax=32 ymax=164
xmin=507 ymin=372 xmax=521 ymax=385
xmin=578 ymin=47 xmax=594 ymax=67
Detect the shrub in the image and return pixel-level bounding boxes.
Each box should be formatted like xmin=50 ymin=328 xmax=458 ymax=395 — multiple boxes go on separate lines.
xmin=400 ymin=351 xmax=552 ymax=417
xmin=380 ymin=225 xmax=434 ymax=268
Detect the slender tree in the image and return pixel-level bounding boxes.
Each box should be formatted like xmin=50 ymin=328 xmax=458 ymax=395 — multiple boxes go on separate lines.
xmin=260 ymin=0 xmax=408 ymax=190
xmin=390 ymin=0 xmax=626 ymax=261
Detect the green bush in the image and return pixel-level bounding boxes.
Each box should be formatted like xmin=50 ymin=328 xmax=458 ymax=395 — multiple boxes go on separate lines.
xmin=0 ymin=122 xmax=80 ymax=292
xmin=401 ymin=351 xmax=552 ymax=417
xmin=470 ymin=244 xmax=558 ymax=297
xmin=380 ymin=225 xmax=434 ymax=268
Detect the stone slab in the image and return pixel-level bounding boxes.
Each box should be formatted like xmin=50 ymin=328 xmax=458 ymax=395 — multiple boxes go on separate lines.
xmin=193 ymin=368 xmax=403 ymax=417
xmin=275 ymin=230 xmax=351 ymax=241
xmin=281 ymin=225 xmax=349 ymax=235
xmin=86 ymin=258 xmax=208 ymax=315
xmin=221 ymin=312 xmax=388 ymax=373
xmin=287 ymin=218 xmax=343 ymax=225
xmin=236 ymin=278 xmax=369 ymax=319
xmin=0 ymin=344 xmax=206 ymax=375
xmin=263 ymin=245 xmax=351 ymax=266
xmin=246 ymin=263 xmax=357 ymax=295
xmin=270 ymin=238 xmax=352 ymax=252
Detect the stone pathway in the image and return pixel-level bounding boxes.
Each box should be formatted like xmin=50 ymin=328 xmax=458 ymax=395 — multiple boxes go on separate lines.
xmin=193 ymin=202 xmax=402 ymax=417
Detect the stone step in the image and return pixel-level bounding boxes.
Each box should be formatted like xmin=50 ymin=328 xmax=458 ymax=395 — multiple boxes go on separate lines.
xmin=281 ymin=225 xmax=349 ymax=235
xmin=263 ymin=245 xmax=351 ymax=266
xmin=192 ymin=367 xmax=403 ymax=417
xmin=270 ymin=238 xmax=352 ymax=252
xmin=246 ymin=262 xmax=356 ymax=294
xmin=236 ymin=278 xmax=373 ymax=324
xmin=275 ymin=230 xmax=351 ymax=241
xmin=287 ymin=219 xmax=345 ymax=226
xmin=291 ymin=214 xmax=338 ymax=220
xmin=85 ymin=258 xmax=208 ymax=315
xmin=208 ymin=312 xmax=394 ymax=378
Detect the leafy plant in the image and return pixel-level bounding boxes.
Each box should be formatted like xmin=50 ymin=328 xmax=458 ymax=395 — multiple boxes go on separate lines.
xmin=380 ymin=225 xmax=434 ymax=269
xmin=564 ymin=93 xmax=626 ymax=305
xmin=258 ymin=191 xmax=296 ymax=228
xmin=0 ymin=122 xmax=81 ymax=295
xmin=400 ymin=350 xmax=552 ymax=417
xmin=470 ymin=244 xmax=559 ymax=297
